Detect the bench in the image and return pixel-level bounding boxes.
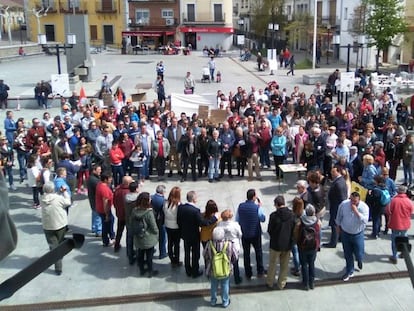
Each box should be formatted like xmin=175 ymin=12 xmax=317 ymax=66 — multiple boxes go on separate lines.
xmin=303 ymin=74 xmax=327 ymax=85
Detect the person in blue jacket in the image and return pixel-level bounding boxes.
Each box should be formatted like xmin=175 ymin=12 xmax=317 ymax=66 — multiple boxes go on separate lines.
xmin=271 ymin=126 xmax=286 ymax=179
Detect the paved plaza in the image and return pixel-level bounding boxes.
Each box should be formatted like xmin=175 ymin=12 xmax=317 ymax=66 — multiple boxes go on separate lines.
xmin=0 ymin=49 xmax=414 ymax=310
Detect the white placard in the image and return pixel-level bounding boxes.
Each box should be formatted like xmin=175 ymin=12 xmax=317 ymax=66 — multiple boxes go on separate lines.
xmin=237 ymin=35 xmax=245 ymax=45
xmin=340 ymin=72 xmax=355 ymax=92
xmin=51 ymin=74 xmax=70 ymax=97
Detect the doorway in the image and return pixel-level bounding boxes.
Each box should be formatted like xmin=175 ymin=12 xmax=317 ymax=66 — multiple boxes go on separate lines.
xmin=45 ymin=24 xmax=55 ymax=41
xmin=103 ymin=25 xmax=114 ymax=44
xmin=185 ymin=33 xmax=196 ymax=50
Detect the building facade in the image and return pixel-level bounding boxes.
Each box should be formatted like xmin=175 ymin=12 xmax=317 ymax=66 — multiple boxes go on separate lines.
xmin=124 ymin=0 xmax=180 ymax=49
xmin=25 ymin=0 xmax=127 ymax=47
xmin=179 ymin=0 xmax=233 ymax=51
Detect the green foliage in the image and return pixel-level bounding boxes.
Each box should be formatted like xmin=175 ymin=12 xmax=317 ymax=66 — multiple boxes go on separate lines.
xmin=295 ymin=58 xmax=312 ymax=69
xmin=250 ymin=0 xmax=286 ymax=36
xmin=363 ymin=0 xmax=407 ymax=51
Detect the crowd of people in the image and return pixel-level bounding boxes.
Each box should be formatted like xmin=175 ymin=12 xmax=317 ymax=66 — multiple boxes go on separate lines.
xmin=1 ymin=64 xmax=414 ymax=305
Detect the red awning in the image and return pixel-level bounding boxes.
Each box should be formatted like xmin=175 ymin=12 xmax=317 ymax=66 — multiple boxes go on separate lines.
xmin=122 ymin=30 xmax=175 ymax=37
xmin=179 ymin=27 xmax=234 ymax=33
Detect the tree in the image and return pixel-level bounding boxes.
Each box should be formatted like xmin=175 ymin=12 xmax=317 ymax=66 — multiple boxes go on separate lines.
xmin=250 ymin=0 xmax=286 ymax=52
xmin=363 ymin=0 xmax=407 ymax=71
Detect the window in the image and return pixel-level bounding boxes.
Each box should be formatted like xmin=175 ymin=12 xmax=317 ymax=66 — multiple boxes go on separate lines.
xmin=344 ymin=8 xmax=348 ymax=20
xmin=187 ymin=4 xmax=195 ymax=22
xmin=69 ymin=0 xmax=80 ymax=8
xmin=136 ymin=9 xmax=150 ymax=25
xmin=42 ymin=0 xmax=54 ymax=7
xmin=161 ymin=9 xmax=173 ymax=18
xmin=90 ymin=25 xmax=97 ymax=41
xmin=214 ymin=4 xmax=223 ymax=22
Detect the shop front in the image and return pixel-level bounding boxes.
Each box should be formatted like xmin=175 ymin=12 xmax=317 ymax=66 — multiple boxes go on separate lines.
xmin=179 ymin=27 xmax=233 ymax=51
xmin=121 ymin=30 xmax=176 ymax=52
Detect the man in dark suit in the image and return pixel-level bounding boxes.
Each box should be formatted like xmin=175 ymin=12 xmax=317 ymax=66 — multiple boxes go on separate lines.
xmin=324 ymin=165 xmax=348 ymax=248
xmin=177 ymin=191 xmax=218 ymax=278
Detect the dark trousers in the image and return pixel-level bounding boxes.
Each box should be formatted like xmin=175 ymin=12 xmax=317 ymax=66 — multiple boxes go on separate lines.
xmin=166 ymin=227 xmax=181 ymax=264
xmin=328 ymin=223 xmax=338 ymax=246
xmin=99 ymin=212 xmax=115 ymax=246
xmin=111 ymin=164 xmax=124 ymax=187
xmin=155 ymin=156 xmax=166 ymax=177
xmin=182 ymin=155 xmax=197 ymax=180
xmin=183 ymin=239 xmax=200 ymax=276
xmin=44 ymin=227 xmax=66 ymax=272
xmin=115 ymin=219 xmax=125 ymax=248
xmin=32 ymin=186 xmax=43 ymax=205
xmin=299 ymin=250 xmax=317 ymax=287
xmin=241 ymin=235 xmax=264 ymax=277
xmin=137 ymin=247 xmax=155 ymax=273
xmin=126 ymin=229 xmax=135 ymax=262
xmin=273 ymin=155 xmax=285 ymax=178
xmin=220 ymin=152 xmax=233 ymax=176
xmin=197 ymin=154 xmax=209 ymax=176
xmin=236 ymin=157 xmax=246 ymax=176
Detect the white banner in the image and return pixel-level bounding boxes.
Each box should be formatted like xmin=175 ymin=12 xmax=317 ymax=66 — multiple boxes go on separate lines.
xmin=51 ymin=74 xmax=70 ymax=97
xmin=171 ymin=92 xmax=217 ymax=116
xmin=340 ymin=72 xmax=355 ymax=92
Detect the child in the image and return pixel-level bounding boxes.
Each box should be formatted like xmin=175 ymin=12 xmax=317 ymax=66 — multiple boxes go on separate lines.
xmin=216 ymin=70 xmax=221 ymax=83
xmin=203 ymin=227 xmax=237 ymax=308
xmin=129 ymin=145 xmax=145 ymax=185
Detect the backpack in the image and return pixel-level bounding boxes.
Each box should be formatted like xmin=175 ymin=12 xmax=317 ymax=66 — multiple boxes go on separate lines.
xmin=299 ymin=223 xmax=317 ymax=251
xmin=130 ymin=210 xmax=147 ymax=238
xmin=210 ymin=241 xmax=231 ymax=279
xmin=379 ymin=188 xmax=391 ymax=206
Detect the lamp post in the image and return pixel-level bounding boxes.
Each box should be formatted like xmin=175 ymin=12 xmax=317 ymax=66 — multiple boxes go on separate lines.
xmin=268 ymin=23 xmax=279 ymax=75
xmin=17 ymin=16 xmax=23 ymax=45
xmin=326 ymin=24 xmax=331 ymax=65
xmin=38 ymin=33 xmax=76 ymax=74
xmin=358 ymin=35 xmax=366 ymax=68
xmin=237 ymin=18 xmax=244 ymax=56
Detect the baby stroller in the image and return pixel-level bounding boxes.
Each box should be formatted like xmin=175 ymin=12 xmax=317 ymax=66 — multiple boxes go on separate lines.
xmin=201 ymin=66 xmax=211 ymax=83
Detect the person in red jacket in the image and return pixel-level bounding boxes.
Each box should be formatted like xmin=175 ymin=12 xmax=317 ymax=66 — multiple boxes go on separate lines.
xmin=95 ymin=173 xmax=115 ymax=247
xmin=109 ymin=140 xmax=125 ymax=187
xmin=386 ymin=185 xmax=414 ymax=264
xmin=113 ymin=175 xmax=133 ymax=252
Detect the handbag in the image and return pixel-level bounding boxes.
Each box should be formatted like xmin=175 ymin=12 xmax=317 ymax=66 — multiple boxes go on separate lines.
xmin=184 ymin=88 xmax=192 ymax=95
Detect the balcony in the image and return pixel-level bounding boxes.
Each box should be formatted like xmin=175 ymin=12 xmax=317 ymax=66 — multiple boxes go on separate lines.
xmin=318 ymin=15 xmax=340 ymax=27
xmin=95 ymin=0 xmax=118 ymax=14
xmin=59 ymin=1 xmax=88 ymax=14
xmin=182 ymin=13 xmax=226 ymax=25
xmin=129 ymin=17 xmax=178 ymax=28
xmin=34 ymin=0 xmax=58 ymax=13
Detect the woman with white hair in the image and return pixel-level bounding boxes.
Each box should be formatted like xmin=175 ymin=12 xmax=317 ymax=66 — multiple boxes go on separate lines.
xmin=40 ymin=181 xmax=71 ymax=275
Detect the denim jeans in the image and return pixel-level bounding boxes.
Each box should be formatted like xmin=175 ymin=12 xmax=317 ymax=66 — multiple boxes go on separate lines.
xmin=341 ymin=230 xmax=364 ymax=275
xmin=291 ymin=243 xmax=300 ymax=272
xmin=403 ymin=163 xmax=412 ymax=184
xmin=126 ymin=229 xmax=135 ymax=261
xmin=208 ymin=157 xmax=220 ymax=179
xmin=141 ymin=156 xmax=150 ymax=178
xmin=17 ymin=150 xmax=28 ymax=179
xmin=91 ymin=209 xmax=102 ymax=234
xmin=4 ymin=165 xmax=14 ymax=186
xmin=158 ymin=225 xmax=167 ymax=257
xmin=299 ymin=249 xmax=317 ymax=287
xmin=137 ymin=246 xmax=155 ymax=273
xmin=210 ymin=276 xmax=230 ymax=306
xmin=371 ymin=210 xmax=382 ymax=237
xmin=111 ymin=164 xmax=124 ymax=187
xmin=99 ymin=212 xmax=114 ymax=246
xmin=241 ymin=235 xmax=264 ymax=277
xmin=391 ymin=230 xmax=408 ymax=258
xmin=259 ymin=145 xmax=270 ymax=167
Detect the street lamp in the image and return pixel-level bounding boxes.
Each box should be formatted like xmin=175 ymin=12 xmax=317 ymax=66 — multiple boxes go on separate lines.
xmin=268 ymin=23 xmax=279 ymax=75
xmin=358 ymin=35 xmax=366 ymax=68
xmin=38 ymin=33 xmax=76 ymax=74
xmin=326 ymin=24 xmax=331 ymax=65
xmin=17 ymin=16 xmax=23 ymax=45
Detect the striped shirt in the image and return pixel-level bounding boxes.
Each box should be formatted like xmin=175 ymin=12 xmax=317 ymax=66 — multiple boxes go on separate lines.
xmin=335 ymin=199 xmax=369 ymax=234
